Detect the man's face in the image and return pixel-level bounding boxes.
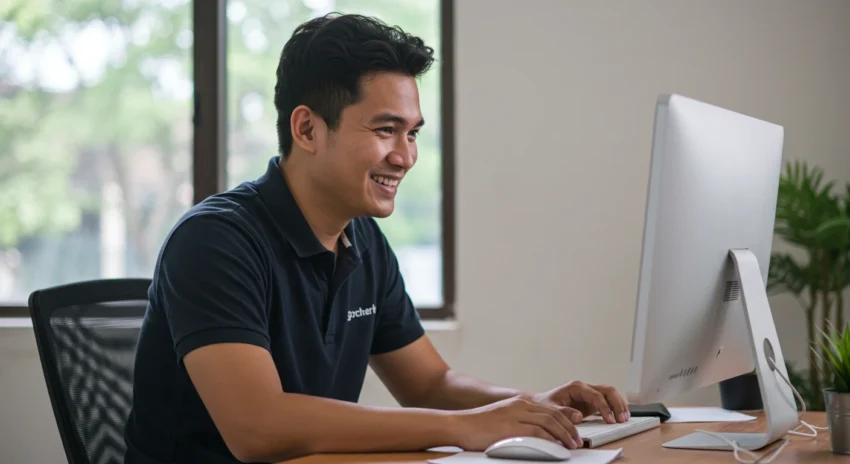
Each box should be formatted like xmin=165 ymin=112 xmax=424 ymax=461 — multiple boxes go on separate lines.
xmin=312 ymin=72 xmax=423 ymax=219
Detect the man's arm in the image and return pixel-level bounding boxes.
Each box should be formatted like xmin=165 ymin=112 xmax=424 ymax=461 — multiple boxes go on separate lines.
xmin=184 ymin=343 xmax=460 ymax=463
xmin=370 ymin=336 xmax=531 ymax=410
xmin=370 ymin=336 xmax=628 ymax=425
xmin=187 ymin=342 xmax=587 ymax=460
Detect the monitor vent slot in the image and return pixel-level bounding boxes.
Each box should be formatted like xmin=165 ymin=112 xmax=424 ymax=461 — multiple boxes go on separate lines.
xmin=723 ymin=280 xmax=740 ymax=302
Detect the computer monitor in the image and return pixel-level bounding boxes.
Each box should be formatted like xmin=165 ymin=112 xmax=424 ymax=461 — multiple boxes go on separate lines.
xmin=626 ymin=94 xmax=799 ymax=451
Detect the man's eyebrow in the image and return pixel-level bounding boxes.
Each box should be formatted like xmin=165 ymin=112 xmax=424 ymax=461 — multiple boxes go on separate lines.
xmin=369 ymin=112 xmax=425 ymax=128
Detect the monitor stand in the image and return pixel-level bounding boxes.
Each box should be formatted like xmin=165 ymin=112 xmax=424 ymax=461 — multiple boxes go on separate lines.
xmin=662 ymin=249 xmax=799 ymax=451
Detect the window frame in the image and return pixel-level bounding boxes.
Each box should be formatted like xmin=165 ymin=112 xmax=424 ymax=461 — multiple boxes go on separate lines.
xmin=0 ymin=0 xmax=455 ymax=321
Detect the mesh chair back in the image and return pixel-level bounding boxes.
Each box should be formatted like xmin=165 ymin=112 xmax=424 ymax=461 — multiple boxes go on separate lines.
xmin=29 ymin=279 xmax=151 ymax=464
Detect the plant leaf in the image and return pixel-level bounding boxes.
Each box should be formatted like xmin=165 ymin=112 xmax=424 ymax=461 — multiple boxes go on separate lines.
xmin=802 ymin=215 xmax=850 ymax=249
xmin=816 ymin=324 xmax=850 ymax=393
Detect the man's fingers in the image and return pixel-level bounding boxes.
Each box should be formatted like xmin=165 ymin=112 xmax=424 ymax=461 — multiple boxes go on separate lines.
xmin=526 ymin=402 xmax=580 ymax=428
xmin=593 ymin=384 xmax=629 ymax=422
xmin=548 ymin=406 xmax=582 ymax=444
xmin=560 ymin=405 xmax=584 ymax=423
xmin=575 ymin=384 xmax=615 ymax=423
xmin=524 ymin=403 xmax=581 ymax=448
xmin=521 ymin=413 xmax=580 ymax=449
xmin=519 ymin=424 xmax=558 ymax=444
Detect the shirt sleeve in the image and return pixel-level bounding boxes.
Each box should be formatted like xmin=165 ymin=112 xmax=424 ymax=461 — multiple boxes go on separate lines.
xmin=156 ymin=213 xmax=270 ymax=362
xmin=370 ymin=231 xmax=425 ymax=355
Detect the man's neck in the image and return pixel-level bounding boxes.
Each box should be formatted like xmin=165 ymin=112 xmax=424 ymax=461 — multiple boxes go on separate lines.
xmin=279 ymin=158 xmax=348 ymax=253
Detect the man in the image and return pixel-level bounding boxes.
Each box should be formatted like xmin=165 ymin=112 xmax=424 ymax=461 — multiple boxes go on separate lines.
xmin=124 ymin=13 xmax=630 ymax=464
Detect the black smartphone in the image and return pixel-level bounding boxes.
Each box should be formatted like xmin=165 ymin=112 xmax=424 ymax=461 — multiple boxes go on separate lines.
xmin=628 ymin=403 xmax=671 ymax=422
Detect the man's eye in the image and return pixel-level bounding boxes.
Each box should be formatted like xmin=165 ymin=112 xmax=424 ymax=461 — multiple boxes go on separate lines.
xmin=376 ymin=127 xmax=394 ymax=135
xmin=409 ymin=130 xmax=419 ymax=138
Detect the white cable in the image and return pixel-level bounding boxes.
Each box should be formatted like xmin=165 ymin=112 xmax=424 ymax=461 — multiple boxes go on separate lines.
xmin=765 ymin=358 xmax=828 ymax=438
xmin=689 ymin=430 xmax=790 ymax=464
xmin=692 ymin=357 xmax=828 ymax=463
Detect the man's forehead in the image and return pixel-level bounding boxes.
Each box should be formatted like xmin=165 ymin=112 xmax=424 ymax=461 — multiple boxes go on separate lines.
xmin=351 ymin=88 xmax=422 ymax=124
xmin=358 ymin=74 xmax=418 ymax=102
xmin=336 ymin=73 xmax=422 ymax=125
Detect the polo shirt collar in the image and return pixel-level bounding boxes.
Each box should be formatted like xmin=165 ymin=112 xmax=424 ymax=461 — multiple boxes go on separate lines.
xmin=254 ymin=156 xmax=367 ymax=258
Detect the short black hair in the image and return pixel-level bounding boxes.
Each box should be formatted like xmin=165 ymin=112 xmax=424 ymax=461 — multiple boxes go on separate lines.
xmin=274 ymin=13 xmax=436 ymax=158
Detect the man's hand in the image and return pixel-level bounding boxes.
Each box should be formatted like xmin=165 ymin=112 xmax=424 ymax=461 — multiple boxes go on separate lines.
xmin=532 ymin=381 xmax=630 ymax=424
xmin=451 ymin=395 xmax=583 ymax=451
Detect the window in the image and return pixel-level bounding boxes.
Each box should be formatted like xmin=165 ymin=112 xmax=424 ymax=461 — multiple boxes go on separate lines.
xmin=0 ymin=2 xmax=194 ymax=313
xmin=1 ymin=0 xmax=453 ymax=319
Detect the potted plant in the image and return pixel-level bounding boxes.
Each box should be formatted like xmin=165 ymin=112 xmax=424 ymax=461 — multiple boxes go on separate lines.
xmin=814 ymin=322 xmax=850 ymax=454
xmin=761 ymin=160 xmax=850 ymax=412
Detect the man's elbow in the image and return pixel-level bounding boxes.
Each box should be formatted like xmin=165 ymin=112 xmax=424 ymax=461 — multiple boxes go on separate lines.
xmin=223 ymin=432 xmax=271 ymax=463
xmin=226 ymin=438 xmax=270 ymax=464
xmin=221 ymin=425 xmax=312 ymax=463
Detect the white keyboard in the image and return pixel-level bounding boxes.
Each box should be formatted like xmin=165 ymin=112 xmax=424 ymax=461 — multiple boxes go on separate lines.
xmin=575 ymin=416 xmax=661 ymax=447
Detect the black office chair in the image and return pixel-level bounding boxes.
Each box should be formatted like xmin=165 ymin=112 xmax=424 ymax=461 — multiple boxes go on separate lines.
xmin=29 ymin=278 xmax=151 ymax=464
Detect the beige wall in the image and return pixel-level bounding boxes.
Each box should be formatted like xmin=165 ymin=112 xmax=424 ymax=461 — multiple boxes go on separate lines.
xmin=2 ymin=1 xmax=850 ymax=462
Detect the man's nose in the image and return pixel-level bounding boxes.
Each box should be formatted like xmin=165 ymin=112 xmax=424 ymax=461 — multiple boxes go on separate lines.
xmin=388 ymin=142 xmax=415 ymax=170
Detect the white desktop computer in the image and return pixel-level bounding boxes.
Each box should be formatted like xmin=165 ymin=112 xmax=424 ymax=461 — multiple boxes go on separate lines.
xmin=626 ymin=94 xmax=801 ymax=452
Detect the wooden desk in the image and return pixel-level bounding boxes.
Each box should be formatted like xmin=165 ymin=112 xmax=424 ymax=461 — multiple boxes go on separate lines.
xmin=288 ymin=412 xmax=841 ymax=463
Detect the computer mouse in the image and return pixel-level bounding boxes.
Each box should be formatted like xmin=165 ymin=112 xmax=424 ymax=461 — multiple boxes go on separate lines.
xmin=484 ymin=436 xmax=572 ymax=461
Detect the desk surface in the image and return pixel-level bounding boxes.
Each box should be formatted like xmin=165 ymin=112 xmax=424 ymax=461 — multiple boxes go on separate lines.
xmin=288 ymin=411 xmax=840 ymax=463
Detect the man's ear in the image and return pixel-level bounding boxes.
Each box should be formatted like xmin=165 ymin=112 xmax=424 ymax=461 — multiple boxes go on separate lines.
xmin=290 ymin=105 xmax=325 ymax=154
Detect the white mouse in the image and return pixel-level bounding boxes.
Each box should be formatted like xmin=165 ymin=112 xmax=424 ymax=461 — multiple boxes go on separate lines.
xmin=484 ymin=436 xmax=572 ymax=461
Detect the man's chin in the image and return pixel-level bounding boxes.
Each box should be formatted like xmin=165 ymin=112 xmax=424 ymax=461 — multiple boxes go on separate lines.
xmin=364 ymin=202 xmax=395 ymax=218
xmin=369 ymin=209 xmax=394 ymax=219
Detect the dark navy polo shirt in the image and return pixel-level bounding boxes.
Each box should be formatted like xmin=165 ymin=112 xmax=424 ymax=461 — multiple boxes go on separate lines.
xmin=124 ymin=156 xmax=425 ymax=464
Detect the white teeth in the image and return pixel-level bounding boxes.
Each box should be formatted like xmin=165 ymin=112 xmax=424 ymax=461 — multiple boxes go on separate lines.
xmin=371 ymin=175 xmax=399 ymax=187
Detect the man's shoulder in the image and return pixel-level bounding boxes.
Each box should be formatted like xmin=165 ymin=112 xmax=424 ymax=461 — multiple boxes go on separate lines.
xmin=147 ymin=185 xmax=273 ymax=314
xmin=181 ymin=182 xmax=263 ymax=228
xmin=158 ymin=185 xmax=269 ymax=265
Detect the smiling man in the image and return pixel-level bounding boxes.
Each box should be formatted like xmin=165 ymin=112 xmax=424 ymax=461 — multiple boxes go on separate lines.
xmin=123 ymin=13 xmax=630 ymax=464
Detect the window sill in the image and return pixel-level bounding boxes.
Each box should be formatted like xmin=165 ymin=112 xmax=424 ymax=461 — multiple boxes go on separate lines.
xmin=0 ymin=318 xmax=32 ymax=329
xmin=422 ymin=319 xmax=459 ymax=331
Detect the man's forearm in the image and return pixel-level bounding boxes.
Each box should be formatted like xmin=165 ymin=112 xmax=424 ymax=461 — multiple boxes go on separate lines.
xmin=416 ymin=369 xmax=533 ymax=410
xmin=243 ymin=392 xmax=459 ymax=462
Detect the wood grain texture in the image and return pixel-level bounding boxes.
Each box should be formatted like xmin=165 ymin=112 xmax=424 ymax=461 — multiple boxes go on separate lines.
xmin=284 ymin=411 xmax=842 ymax=463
